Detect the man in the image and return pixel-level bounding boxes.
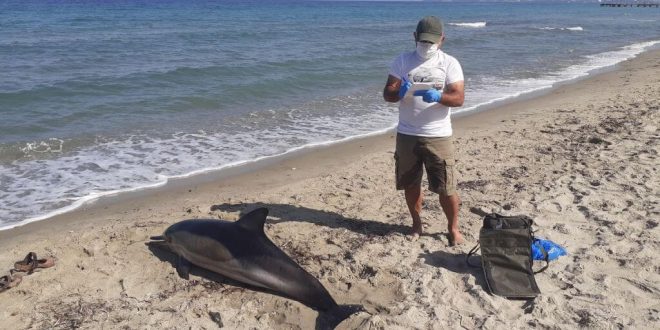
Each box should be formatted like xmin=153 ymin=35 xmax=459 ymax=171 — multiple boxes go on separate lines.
xmin=383 ymin=16 xmax=465 ymax=245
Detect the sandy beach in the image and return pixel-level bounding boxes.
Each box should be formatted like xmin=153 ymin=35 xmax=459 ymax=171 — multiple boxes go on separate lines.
xmin=1 ymin=49 xmax=658 ymax=329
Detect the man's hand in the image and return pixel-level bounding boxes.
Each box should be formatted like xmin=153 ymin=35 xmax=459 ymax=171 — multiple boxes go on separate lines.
xmin=398 ymin=79 xmax=412 ymax=99
xmin=383 ymin=75 xmax=407 ymax=103
xmin=413 ymin=89 xmax=442 ymax=103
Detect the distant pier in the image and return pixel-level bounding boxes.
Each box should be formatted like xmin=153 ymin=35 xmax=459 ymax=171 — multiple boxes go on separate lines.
xmin=600 ymin=1 xmax=659 ymax=7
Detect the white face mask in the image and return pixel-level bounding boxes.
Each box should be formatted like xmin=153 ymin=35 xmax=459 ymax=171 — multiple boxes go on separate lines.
xmin=415 ymin=42 xmax=439 ymax=59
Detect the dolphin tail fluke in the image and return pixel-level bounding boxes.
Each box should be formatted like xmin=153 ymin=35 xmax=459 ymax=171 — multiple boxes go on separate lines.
xmin=316 ymin=304 xmax=365 ymax=330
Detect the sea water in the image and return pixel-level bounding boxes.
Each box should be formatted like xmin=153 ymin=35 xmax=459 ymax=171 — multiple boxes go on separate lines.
xmin=1 ymin=0 xmax=659 ymax=229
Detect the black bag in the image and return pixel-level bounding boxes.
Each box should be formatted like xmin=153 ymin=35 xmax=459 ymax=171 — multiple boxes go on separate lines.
xmin=467 ymin=213 xmax=547 ymax=299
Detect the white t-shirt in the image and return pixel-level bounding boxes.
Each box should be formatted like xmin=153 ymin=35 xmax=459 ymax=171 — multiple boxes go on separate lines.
xmin=389 ymin=50 xmax=464 ymax=137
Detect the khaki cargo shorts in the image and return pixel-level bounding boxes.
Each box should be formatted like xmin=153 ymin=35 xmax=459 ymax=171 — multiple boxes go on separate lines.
xmin=394 ymin=133 xmax=456 ymax=196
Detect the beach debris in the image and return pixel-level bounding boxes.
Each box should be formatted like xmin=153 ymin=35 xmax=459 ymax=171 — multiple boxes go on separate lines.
xmin=208 ymin=311 xmax=224 ymax=328
xmin=587 ymin=136 xmax=611 ymax=145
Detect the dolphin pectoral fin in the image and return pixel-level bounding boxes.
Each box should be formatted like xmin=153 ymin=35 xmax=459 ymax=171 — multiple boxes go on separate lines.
xmin=176 ymin=256 xmax=192 ymax=280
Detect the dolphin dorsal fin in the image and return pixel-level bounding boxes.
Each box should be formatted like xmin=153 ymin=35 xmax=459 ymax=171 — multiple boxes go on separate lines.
xmin=236 ymin=207 xmax=269 ymax=232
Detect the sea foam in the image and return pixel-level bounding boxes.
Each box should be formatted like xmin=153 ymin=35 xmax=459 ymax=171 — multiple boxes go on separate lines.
xmin=539 ymin=26 xmax=584 ymax=31
xmin=449 ymin=22 xmax=486 ymax=28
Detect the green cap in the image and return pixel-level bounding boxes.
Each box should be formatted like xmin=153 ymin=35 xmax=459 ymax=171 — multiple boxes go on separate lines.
xmin=416 ymin=16 xmax=444 ymax=43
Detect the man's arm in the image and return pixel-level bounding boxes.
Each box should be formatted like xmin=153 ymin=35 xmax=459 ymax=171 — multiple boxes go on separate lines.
xmin=440 ymin=80 xmax=464 ymax=107
xmin=383 ymin=74 xmax=402 ymax=103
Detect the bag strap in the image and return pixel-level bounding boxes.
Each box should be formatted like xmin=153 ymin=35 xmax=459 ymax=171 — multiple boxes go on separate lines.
xmin=533 ymin=241 xmax=550 ymax=274
xmin=466 ymin=242 xmax=481 ymax=268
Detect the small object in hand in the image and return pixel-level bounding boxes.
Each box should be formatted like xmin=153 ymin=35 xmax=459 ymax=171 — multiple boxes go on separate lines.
xmin=413 ymin=89 xmax=442 ymax=103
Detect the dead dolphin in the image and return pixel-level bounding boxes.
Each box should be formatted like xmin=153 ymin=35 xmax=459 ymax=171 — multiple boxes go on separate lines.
xmin=150 ymin=207 xmax=339 ymax=312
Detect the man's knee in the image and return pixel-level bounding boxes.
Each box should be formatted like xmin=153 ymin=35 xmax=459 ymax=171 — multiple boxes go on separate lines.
xmin=439 ymin=193 xmax=460 ymax=205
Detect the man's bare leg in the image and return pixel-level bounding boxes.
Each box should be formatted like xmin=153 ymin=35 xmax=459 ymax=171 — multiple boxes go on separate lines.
xmin=404 ymin=184 xmax=423 ymax=239
xmin=439 ymin=193 xmax=463 ymax=246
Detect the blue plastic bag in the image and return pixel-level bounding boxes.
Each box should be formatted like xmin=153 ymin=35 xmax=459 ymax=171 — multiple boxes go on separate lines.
xmin=531 ymin=238 xmax=567 ymax=261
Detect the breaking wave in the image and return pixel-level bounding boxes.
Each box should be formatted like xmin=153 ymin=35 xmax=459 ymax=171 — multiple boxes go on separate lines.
xmin=448 ymin=22 xmax=486 ymax=28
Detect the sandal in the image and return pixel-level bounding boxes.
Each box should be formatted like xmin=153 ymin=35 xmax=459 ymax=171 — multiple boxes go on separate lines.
xmin=0 ymin=270 xmax=23 ymax=293
xmin=14 ymin=252 xmax=55 ymax=273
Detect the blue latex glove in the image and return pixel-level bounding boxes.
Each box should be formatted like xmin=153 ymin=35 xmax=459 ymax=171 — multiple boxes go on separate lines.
xmin=532 ymin=238 xmax=567 ymax=261
xmin=398 ymin=79 xmax=412 ymax=99
xmin=413 ymin=89 xmax=442 ymax=103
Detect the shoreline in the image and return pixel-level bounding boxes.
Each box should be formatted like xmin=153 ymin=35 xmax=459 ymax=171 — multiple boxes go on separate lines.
xmin=3 ymin=43 xmax=658 ymax=236
xmin=2 ymin=40 xmax=658 ymax=232
xmin=0 ymin=48 xmax=658 ymax=329
xmin=0 ymin=127 xmax=397 ymax=232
